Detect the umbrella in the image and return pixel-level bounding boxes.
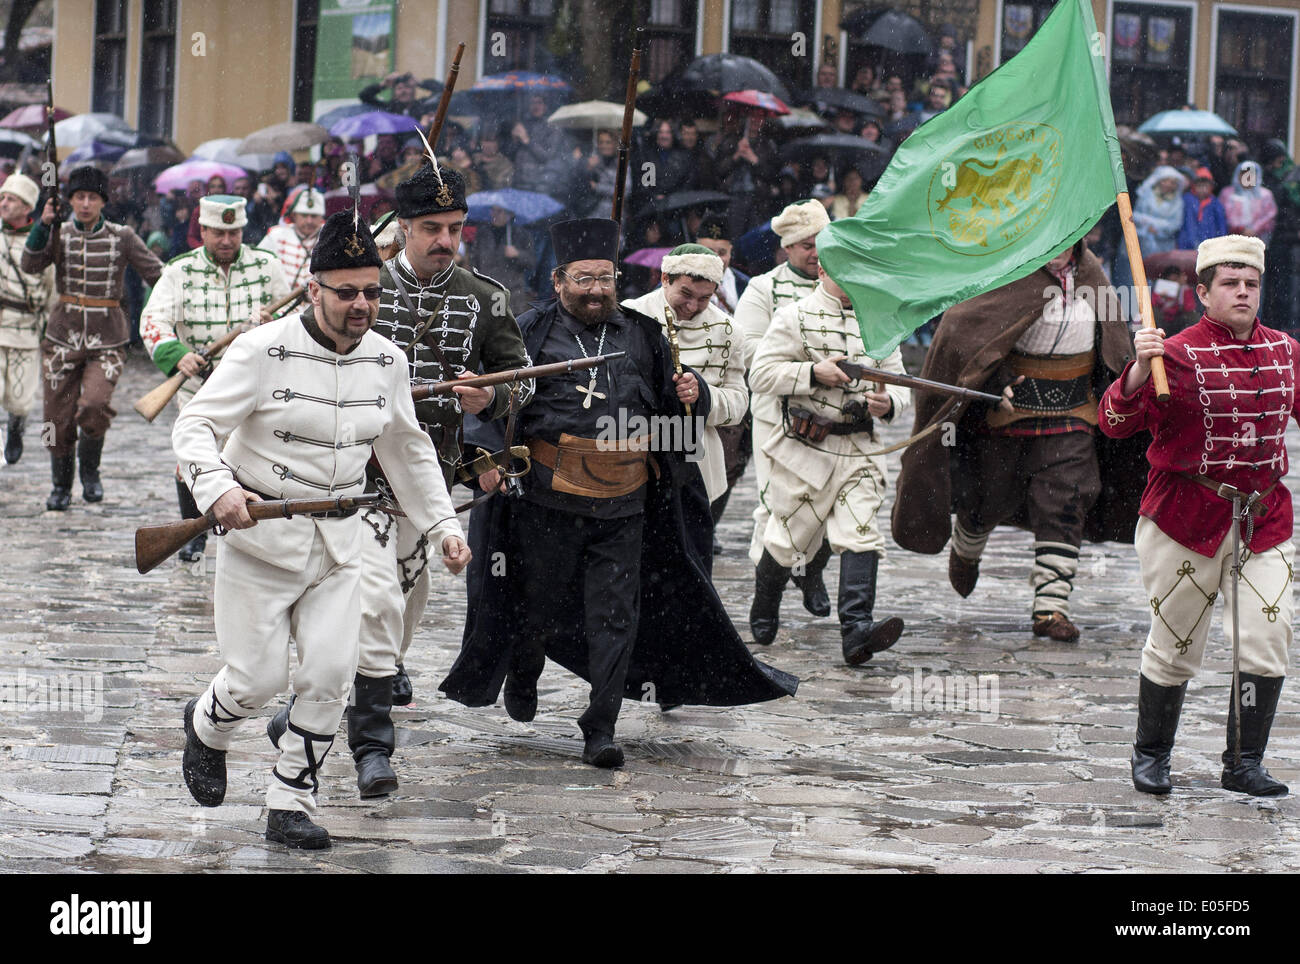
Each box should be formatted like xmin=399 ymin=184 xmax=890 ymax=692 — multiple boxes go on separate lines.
xmin=634 ymin=189 xmax=731 ymax=221
xmin=842 ymin=8 xmax=932 ymax=55
xmin=0 ymin=104 xmax=71 ymax=130
xmin=775 ymin=107 xmax=831 ymax=131
xmin=323 ymin=182 xmax=392 ymax=220
xmin=800 ymin=87 xmax=885 ymax=119
xmin=53 ymin=113 xmax=133 ymax=149
xmin=466 ymin=188 xmax=564 ymax=225
xmin=1138 ymin=109 xmax=1237 ymax=138
xmin=623 ymin=246 xmax=672 ymax=269
xmin=110 ymin=145 xmax=186 ymax=174
xmin=1144 ymin=249 xmax=1199 ymax=286
xmin=237 ymin=121 xmax=330 ymax=155
xmin=781 ymin=133 xmax=888 ymax=167
xmin=722 ymin=90 xmax=790 ymax=116
xmin=153 ymin=159 xmax=249 ymax=194
xmin=640 ymin=53 xmax=793 ymax=117
xmin=192 ymin=137 xmax=276 ymax=172
xmin=548 ymin=100 xmax=646 ymax=131
xmin=65 ymin=140 xmax=126 ymax=166
xmin=1117 ymin=126 xmax=1160 ymax=174
xmin=471 ymin=71 xmax=571 ymax=94
xmin=314 ymin=102 xmax=371 ymax=130
xmin=0 ymin=128 xmax=38 ymax=157
xmin=329 ymin=111 xmax=418 ymax=140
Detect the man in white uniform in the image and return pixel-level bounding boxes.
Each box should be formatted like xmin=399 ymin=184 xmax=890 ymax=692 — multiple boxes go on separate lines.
xmin=257 ymin=187 xmax=325 ymax=289
xmin=174 ymin=210 xmax=468 ymax=849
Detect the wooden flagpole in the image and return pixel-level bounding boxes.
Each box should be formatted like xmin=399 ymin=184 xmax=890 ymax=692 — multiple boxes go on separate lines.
xmin=1115 ymin=192 xmax=1170 ymax=400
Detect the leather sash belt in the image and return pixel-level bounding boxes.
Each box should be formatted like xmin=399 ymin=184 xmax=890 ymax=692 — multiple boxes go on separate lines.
xmin=527 ymin=434 xmax=657 ymax=499
xmin=1176 ymin=472 xmax=1278 ymax=517
xmin=60 ymin=294 xmax=121 ymax=309
xmin=987 ymin=349 xmax=1098 ymax=428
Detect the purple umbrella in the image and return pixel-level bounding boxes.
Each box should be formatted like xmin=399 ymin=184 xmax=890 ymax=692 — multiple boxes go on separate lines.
xmin=65 ymin=140 xmax=126 ymax=165
xmin=623 ymin=247 xmax=672 ymax=269
xmin=153 ymin=159 xmax=249 ymax=194
xmin=329 ymin=111 xmax=418 ymax=140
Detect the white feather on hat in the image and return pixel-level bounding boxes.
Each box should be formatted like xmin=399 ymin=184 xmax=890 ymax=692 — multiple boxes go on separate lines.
xmin=771 ymin=199 xmax=830 ymax=247
xmin=1195 ymin=234 xmax=1265 ymax=275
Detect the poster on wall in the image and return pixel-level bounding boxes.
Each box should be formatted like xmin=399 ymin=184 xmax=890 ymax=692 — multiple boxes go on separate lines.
xmin=1147 ymin=16 xmax=1175 ymax=66
xmin=1113 ymin=13 xmax=1141 ymax=64
xmin=313 ymin=0 xmax=396 ymax=121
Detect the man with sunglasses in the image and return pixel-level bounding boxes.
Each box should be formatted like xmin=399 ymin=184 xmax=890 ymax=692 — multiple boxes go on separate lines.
xmin=141 ymin=195 xmax=290 ymax=561
xmin=269 ymin=162 xmax=533 ymax=799
xmin=174 ymin=209 xmax=468 ymax=849
xmin=442 ymin=217 xmax=797 ymax=768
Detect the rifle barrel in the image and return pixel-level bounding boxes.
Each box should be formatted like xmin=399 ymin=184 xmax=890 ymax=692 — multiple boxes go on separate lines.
xmin=611 ymin=29 xmax=643 ymax=223
xmin=411 ymin=351 xmax=627 ymax=400
xmin=839 ymin=362 xmax=1003 ymax=404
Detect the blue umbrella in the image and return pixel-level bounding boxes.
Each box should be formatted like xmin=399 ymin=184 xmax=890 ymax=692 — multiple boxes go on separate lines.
xmin=466 ymin=188 xmax=564 ymax=226
xmin=65 ymin=139 xmax=127 ymax=165
xmin=1138 ymin=109 xmax=1237 ymax=138
xmin=329 ymin=111 xmax=418 ymax=140
xmin=315 ymin=102 xmax=371 ymax=131
xmin=449 ymin=72 xmax=572 ymax=117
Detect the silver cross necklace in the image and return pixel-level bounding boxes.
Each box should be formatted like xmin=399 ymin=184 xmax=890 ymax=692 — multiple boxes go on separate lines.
xmin=571 ymin=323 xmax=608 ymax=409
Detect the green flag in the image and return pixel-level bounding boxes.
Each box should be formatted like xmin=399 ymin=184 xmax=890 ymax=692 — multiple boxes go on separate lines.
xmin=820 ymin=0 xmax=1126 ymax=357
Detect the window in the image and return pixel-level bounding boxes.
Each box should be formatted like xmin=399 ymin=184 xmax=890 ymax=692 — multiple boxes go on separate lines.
xmin=641 ymin=0 xmax=698 ymax=84
xmin=293 ymin=0 xmax=320 ymax=122
xmin=92 ymin=0 xmax=128 ymax=117
xmin=999 ymin=0 xmax=1056 ymax=65
xmin=1109 ymin=3 xmax=1192 ymax=128
xmin=1214 ymin=9 xmax=1295 ymax=154
xmin=728 ymin=0 xmax=816 ymax=91
xmin=485 ymin=0 xmax=555 ymax=74
xmin=138 ymin=0 xmax=176 ymax=137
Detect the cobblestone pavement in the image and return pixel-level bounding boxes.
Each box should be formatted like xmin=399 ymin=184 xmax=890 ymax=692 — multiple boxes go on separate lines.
xmin=2 ymin=349 xmax=1298 ymax=874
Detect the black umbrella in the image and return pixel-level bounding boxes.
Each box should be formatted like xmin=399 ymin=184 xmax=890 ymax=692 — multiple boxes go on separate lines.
xmin=842 ymin=8 xmax=932 ymax=55
xmin=639 ymin=53 xmax=794 ymax=117
xmin=781 ymin=134 xmax=889 ymax=183
xmin=800 ymin=88 xmax=885 ymax=119
xmin=634 ymin=189 xmax=731 ymax=221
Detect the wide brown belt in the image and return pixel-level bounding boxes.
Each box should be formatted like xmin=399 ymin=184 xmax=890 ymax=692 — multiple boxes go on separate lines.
xmin=527 ymin=434 xmax=656 ymax=499
xmin=987 ymin=349 xmax=1098 ymax=428
xmin=1176 ymin=472 xmax=1278 ymax=517
xmin=60 ymin=294 xmax=121 ymax=309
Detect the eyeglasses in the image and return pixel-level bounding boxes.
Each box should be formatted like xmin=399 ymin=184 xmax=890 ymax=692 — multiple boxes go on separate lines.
xmin=560 ymin=270 xmax=620 ymax=290
xmin=317 ymin=281 xmax=382 ymax=302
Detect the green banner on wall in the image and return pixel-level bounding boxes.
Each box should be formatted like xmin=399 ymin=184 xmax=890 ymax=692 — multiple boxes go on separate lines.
xmin=313 ymin=0 xmax=396 ymax=115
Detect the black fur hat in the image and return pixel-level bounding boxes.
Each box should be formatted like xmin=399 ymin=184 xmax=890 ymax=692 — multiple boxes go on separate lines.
xmin=310 ymin=210 xmax=383 ymax=273
xmin=394 ymin=163 xmax=467 ymax=218
xmin=551 ymin=218 xmax=620 ymax=267
xmin=67 ymin=166 xmax=109 ymax=203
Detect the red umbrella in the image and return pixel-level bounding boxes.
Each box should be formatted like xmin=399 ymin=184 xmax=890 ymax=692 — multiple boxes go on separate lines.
xmin=0 ymin=104 xmax=72 ymax=130
xmin=1144 ymin=249 xmax=1199 ymax=287
xmin=722 ymin=90 xmax=790 ymax=116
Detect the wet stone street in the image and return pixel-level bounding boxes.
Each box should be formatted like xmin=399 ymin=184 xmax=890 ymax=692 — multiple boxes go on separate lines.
xmin=2 ymin=349 xmax=1299 ymax=874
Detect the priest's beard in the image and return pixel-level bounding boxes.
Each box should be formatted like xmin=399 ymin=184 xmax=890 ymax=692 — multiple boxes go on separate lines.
xmin=563 ymin=290 xmax=616 ymax=327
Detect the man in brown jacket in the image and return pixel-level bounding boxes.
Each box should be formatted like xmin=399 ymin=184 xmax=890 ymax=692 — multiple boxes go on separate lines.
xmin=23 ymin=166 xmax=164 ymax=509
xmin=891 ymin=241 xmax=1143 ymax=641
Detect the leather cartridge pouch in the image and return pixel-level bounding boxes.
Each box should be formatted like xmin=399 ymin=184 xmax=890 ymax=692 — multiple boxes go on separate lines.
xmin=788 ymin=406 xmax=833 ymax=442
xmin=986 ymin=350 xmax=1098 ymax=428
xmin=528 ymin=434 xmax=657 ymax=498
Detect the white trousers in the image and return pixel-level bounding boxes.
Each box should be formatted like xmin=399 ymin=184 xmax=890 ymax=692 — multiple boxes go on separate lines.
xmin=356 ymin=509 xmax=432 ymax=681
xmin=193 ymin=530 xmax=361 ymax=814
xmin=1135 ymin=516 xmax=1293 ymax=687
xmin=762 ymin=455 xmax=887 ymax=569
xmin=0 ymin=345 xmax=38 ymax=416
xmin=749 ymin=416 xmax=779 ymax=565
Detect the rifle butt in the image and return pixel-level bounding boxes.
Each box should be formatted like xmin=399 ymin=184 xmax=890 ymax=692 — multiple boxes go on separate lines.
xmin=133 ymin=371 xmax=187 ymax=422
xmin=135 ymin=515 xmax=211 ymax=574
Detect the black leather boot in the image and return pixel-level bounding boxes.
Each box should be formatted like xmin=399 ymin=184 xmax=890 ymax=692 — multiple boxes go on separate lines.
xmin=46 ymin=453 xmax=74 ymax=511
xmin=77 ymin=434 xmax=104 ymax=502
xmin=182 ymin=697 xmax=227 ymax=807
xmin=1131 ymin=673 xmax=1187 ymax=794
xmin=4 ymin=414 xmax=25 ymax=464
xmin=710 ymin=491 xmax=731 ymax=555
xmin=392 ymin=663 xmax=413 ymax=705
xmin=175 ymin=478 xmax=207 ymax=561
xmin=839 ymin=550 xmax=904 ymax=666
xmin=582 ymin=732 xmax=625 ymax=768
xmin=790 ymin=538 xmax=832 ymax=617
xmin=749 ymin=550 xmax=791 ymax=645
xmin=266 ymin=809 xmax=331 ymax=849
xmin=348 ymin=673 xmax=398 ymax=798
xmin=266 ymin=695 xmax=294 ymax=750
xmin=1222 ymin=673 xmax=1288 ymax=797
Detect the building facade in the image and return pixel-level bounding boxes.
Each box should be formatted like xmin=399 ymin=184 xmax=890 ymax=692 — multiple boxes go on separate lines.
xmin=51 ymin=0 xmax=1300 ymax=155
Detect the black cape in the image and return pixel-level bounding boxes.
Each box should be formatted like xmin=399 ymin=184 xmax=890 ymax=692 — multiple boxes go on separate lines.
xmin=440 ymin=298 xmax=799 ymax=708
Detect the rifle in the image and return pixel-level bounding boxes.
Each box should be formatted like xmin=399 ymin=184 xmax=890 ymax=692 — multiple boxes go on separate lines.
xmin=835 ymin=360 xmax=1003 ymax=405
xmin=611 ymin=28 xmax=643 ymax=224
xmin=135 ymin=493 xmax=388 ymax=574
xmin=133 ymin=324 xmax=249 ymax=422
xmin=424 ymin=42 xmax=465 ymax=157
xmin=44 ymin=80 xmax=65 ymax=230
xmin=410 ymin=351 xmax=626 ymax=401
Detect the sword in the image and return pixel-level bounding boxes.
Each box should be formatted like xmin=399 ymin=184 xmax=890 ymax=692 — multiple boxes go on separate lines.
xmin=1219 ymin=481 xmax=1260 ymax=769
